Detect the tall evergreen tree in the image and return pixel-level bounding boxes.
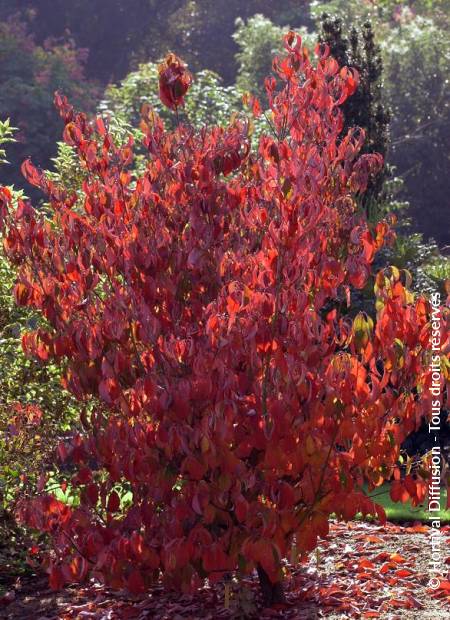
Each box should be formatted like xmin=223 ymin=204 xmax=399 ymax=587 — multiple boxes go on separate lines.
xmin=319 ymin=15 xmax=390 ymax=215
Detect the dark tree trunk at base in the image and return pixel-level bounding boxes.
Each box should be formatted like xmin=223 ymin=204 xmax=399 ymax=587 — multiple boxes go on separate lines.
xmin=257 ymin=564 xmax=286 ymax=607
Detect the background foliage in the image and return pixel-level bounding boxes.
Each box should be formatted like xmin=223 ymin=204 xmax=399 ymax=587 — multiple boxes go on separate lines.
xmin=381 ymin=14 xmax=450 ymax=244
xmin=0 ymin=17 xmax=98 ymax=192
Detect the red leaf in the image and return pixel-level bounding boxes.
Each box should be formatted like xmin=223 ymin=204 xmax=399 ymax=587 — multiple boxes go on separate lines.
xmin=127 ymin=570 xmax=145 ymax=594
xmin=437 ymin=580 xmax=450 ymax=591
xmin=86 ymin=483 xmax=99 ymax=505
xmin=49 ymin=566 xmax=65 ymax=591
xmin=182 ymin=455 xmax=206 ymax=481
xmin=202 ymin=543 xmax=233 ymax=573
xmin=107 ymin=490 xmax=121 ymax=513
xmin=21 ymin=159 xmax=42 ymax=186
xmin=358 ymin=558 xmax=375 ymax=570
xmin=69 ymin=556 xmax=88 ymax=581
xmin=235 ymin=495 xmax=249 ymax=522
xmin=158 ymin=53 xmax=192 ymax=109
xmin=99 ymin=378 xmax=121 ymax=404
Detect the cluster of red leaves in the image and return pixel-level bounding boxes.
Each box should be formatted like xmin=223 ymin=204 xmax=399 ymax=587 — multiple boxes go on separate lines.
xmin=1 ymin=33 xmax=449 ymax=595
xmin=158 ymin=53 xmax=192 ymax=110
xmin=7 ymin=403 xmax=43 ymax=433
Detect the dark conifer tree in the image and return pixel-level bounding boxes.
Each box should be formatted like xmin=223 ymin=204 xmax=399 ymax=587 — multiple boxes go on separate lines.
xmin=319 ymin=15 xmax=390 ymax=215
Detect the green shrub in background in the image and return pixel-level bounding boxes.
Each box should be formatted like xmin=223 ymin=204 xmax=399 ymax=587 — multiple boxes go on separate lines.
xmin=0 ymin=123 xmax=79 ymax=517
xmin=384 ymin=234 xmax=450 ymax=298
xmin=0 ymin=118 xmax=15 ymax=166
xmin=233 ymin=15 xmax=285 ymax=104
xmin=310 ymin=0 xmax=450 ymax=26
xmin=100 ymin=63 xmax=241 ymax=130
xmin=233 ymin=14 xmax=315 ymax=105
xmin=0 ymin=246 xmax=80 ymax=514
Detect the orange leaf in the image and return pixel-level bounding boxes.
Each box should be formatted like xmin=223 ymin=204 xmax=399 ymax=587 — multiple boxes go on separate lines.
xmin=390 ymin=553 xmax=407 ymax=564
xmin=358 ymin=558 xmax=375 ymax=570
xmin=437 ymin=580 xmax=450 ymax=591
xmin=380 ymin=562 xmax=396 ymax=574
xmin=364 ymin=535 xmax=383 ymax=544
xmin=395 ymin=568 xmax=413 ymax=578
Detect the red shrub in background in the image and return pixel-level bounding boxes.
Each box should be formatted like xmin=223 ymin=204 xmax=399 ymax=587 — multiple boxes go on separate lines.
xmin=1 ymin=34 xmax=447 ymax=604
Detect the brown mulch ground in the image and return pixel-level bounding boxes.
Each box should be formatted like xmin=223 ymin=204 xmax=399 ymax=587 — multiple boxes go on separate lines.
xmin=1 ymin=521 xmax=449 ymax=619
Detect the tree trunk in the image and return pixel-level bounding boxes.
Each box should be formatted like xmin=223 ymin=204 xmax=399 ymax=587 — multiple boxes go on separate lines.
xmin=256 ymin=564 xmax=286 ymax=607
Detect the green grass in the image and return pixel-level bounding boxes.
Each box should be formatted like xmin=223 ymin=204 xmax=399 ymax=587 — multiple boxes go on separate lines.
xmin=366 ymin=483 xmax=450 ymax=524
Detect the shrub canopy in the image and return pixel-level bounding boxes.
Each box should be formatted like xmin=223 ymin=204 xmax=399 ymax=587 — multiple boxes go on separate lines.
xmin=0 ymin=34 xmax=446 ymax=597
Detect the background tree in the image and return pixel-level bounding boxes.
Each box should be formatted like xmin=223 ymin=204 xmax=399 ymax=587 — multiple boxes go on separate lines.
xmin=381 ymin=14 xmax=450 ymax=244
xmin=0 ymin=0 xmax=166 ymax=83
xmin=0 ymin=17 xmax=98 ymax=193
xmin=0 ymin=0 xmax=305 ymax=83
xmin=318 ymin=16 xmax=390 ymax=215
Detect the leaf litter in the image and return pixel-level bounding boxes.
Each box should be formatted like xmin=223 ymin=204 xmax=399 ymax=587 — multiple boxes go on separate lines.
xmin=1 ymin=520 xmax=449 ymax=619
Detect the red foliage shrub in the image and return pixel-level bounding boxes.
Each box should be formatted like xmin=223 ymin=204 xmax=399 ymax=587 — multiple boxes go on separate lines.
xmin=1 ymin=33 xmax=448 ymax=601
